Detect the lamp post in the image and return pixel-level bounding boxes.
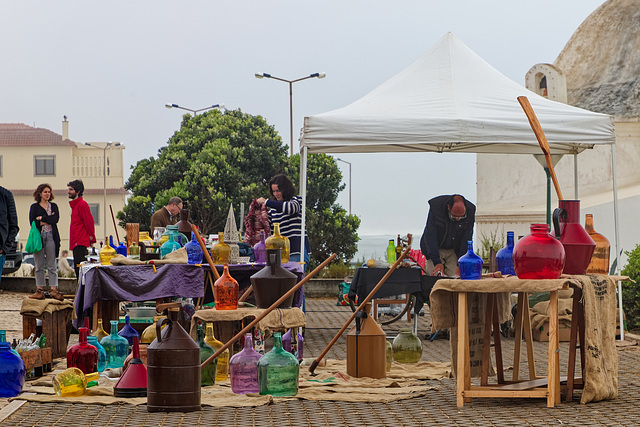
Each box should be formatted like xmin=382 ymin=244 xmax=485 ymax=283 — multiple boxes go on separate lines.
xmin=85 ymin=142 xmax=121 ymax=238
xmin=165 ymin=103 xmax=225 ymax=116
xmin=255 ymin=72 xmax=326 ymax=156
xmin=335 ymin=158 xmax=352 ymax=215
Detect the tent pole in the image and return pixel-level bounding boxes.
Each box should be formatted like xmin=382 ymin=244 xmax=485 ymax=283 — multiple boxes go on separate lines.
xmin=300 ymin=146 xmax=308 ymax=262
xmin=574 ymin=154 xmax=579 ymax=199
xmin=611 ymin=144 xmax=623 ymax=340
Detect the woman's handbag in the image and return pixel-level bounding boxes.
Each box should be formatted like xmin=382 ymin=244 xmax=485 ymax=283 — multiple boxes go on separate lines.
xmin=25 ymin=221 xmax=43 ymax=253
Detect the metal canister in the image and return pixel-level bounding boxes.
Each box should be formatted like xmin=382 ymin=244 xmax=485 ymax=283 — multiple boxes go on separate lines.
xmin=147 ymin=318 xmax=201 ymax=412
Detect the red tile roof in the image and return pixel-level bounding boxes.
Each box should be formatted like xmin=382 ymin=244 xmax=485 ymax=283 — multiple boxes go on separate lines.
xmin=0 ymin=123 xmax=77 ymax=146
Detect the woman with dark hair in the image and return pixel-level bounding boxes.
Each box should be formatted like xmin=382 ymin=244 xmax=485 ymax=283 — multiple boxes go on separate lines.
xmin=29 ymin=183 xmax=63 ymax=301
xmin=257 ymin=174 xmax=311 ymax=266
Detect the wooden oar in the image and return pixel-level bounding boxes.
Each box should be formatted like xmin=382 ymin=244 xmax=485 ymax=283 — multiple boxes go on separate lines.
xmin=201 ymin=253 xmax=337 ymax=369
xmin=308 ymin=247 xmax=411 ymax=375
xmin=517 ymin=96 xmax=564 ymax=200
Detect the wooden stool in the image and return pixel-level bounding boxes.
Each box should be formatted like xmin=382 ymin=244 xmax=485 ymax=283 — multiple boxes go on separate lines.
xmin=23 ymin=308 xmax=73 ymax=359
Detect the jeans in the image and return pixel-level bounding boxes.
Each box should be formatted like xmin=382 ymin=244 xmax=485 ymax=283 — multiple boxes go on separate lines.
xmin=34 ymin=231 xmax=58 ymax=288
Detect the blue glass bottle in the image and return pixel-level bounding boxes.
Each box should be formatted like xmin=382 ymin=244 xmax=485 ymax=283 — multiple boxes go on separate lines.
xmin=0 ymin=331 xmax=20 ymax=358
xmin=458 ymin=241 xmax=483 ymax=280
xmin=0 ymin=334 xmax=25 ymax=397
xmin=87 ymin=335 xmax=107 ymax=372
xmin=100 ymin=320 xmax=130 ymax=369
xmin=116 ymin=241 xmax=128 ymax=256
xmin=496 ymin=231 xmax=516 ymax=276
xmin=118 ymin=315 xmax=140 ymax=347
xmin=109 ymin=235 xmax=117 ymax=250
xmin=185 ymin=232 xmax=204 ymax=264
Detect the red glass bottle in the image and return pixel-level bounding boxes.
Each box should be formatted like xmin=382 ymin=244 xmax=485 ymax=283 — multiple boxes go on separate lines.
xmin=214 ymin=264 xmax=239 ymax=310
xmin=513 ymin=224 xmax=565 ymax=280
xmin=67 ymin=327 xmax=99 ymax=375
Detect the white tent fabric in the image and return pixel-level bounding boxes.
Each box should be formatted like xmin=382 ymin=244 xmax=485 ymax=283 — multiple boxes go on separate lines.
xmin=300 ymin=32 xmax=614 ymax=154
xmin=298 ymin=32 xmax=623 ymax=337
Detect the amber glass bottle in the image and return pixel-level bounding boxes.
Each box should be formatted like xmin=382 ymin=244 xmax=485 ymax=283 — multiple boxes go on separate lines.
xmin=585 ymin=214 xmax=611 ymax=274
xmin=265 ymin=223 xmax=290 ymax=263
xmin=211 ymin=232 xmax=231 ymax=265
xmin=204 ymin=323 xmax=229 ymax=381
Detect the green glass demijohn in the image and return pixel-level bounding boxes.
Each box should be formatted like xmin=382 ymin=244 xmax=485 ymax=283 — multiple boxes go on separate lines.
xmin=257 ymin=332 xmax=299 ymax=396
xmin=196 ymin=323 xmax=218 ymax=387
xmin=392 ymin=328 xmax=422 ymax=364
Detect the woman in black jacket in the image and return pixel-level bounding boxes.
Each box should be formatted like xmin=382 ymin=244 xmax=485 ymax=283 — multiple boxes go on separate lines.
xmin=28 ymin=183 xmax=63 ymax=301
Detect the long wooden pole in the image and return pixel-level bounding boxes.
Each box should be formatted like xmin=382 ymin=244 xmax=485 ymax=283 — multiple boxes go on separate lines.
xmin=201 ymin=253 xmax=337 ymax=368
xmin=191 ymin=224 xmax=220 ymax=281
xmin=109 ymin=205 xmax=120 ymax=243
xmin=308 ymin=248 xmax=410 ymax=374
xmin=517 ymin=96 xmax=564 ymax=200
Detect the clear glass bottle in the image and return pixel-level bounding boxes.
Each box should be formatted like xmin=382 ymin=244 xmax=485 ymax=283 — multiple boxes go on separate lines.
xmin=229 ymin=333 xmax=261 ymax=394
xmin=257 ymin=332 xmax=299 ymax=396
xmin=92 ymin=318 xmax=109 ymax=342
xmin=99 ymin=237 xmax=117 ymax=265
xmin=585 ymin=214 xmax=611 ymax=274
xmin=458 ymin=241 xmax=483 ymax=280
xmin=197 ymin=323 xmax=217 ymax=386
xmin=265 ymin=223 xmax=290 ymax=264
xmin=214 ymin=264 xmax=239 ymax=310
xmin=386 ymin=339 xmax=393 ymax=372
xmin=253 ymin=231 xmax=267 ymax=264
xmin=496 ymin=231 xmax=515 ymax=276
xmin=100 ymin=320 xmax=130 ymax=369
xmin=185 ymin=231 xmax=204 ymax=265
xmin=211 ymin=232 xmax=231 ymax=265
xmin=386 ymin=239 xmax=396 ymax=264
xmin=128 ymin=241 xmax=140 ymax=257
xmin=86 ymin=335 xmax=107 ymax=373
xmin=118 ymin=315 xmax=140 ymax=347
xmin=392 ymin=328 xmax=422 ymax=363
xmin=67 ymin=327 xmax=99 ymax=374
xmin=204 ymin=323 xmax=230 ymax=381
xmin=0 ymin=332 xmax=25 ymax=398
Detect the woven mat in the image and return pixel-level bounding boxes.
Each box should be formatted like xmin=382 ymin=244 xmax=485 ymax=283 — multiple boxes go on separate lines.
xmin=10 ymin=359 xmax=450 ymax=407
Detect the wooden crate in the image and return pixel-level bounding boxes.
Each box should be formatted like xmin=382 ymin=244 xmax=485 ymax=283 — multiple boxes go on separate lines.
xmin=20 ymin=347 xmax=53 ymax=378
xmin=23 ymin=308 xmax=73 ymax=359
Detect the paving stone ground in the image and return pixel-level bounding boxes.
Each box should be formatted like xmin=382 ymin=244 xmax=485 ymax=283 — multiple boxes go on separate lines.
xmin=1 ymin=291 xmax=639 ymax=426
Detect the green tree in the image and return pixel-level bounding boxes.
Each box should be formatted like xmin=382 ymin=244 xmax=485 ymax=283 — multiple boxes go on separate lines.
xmin=120 ymin=109 xmax=360 ymax=266
xmin=621 ymin=244 xmax=640 ymax=331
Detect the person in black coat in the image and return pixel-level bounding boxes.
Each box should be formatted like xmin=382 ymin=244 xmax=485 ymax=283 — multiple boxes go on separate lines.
xmin=28 ymin=183 xmax=63 ymax=301
xmin=420 ymin=194 xmax=476 ymax=276
xmin=0 ymin=186 xmax=19 ymax=284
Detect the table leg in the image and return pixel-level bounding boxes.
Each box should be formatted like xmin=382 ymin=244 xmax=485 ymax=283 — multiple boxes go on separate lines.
xmin=521 ymin=293 xmax=537 ymax=380
xmin=481 ymin=293 xmax=494 ymax=386
xmin=92 ymin=300 xmax=119 ymax=332
xmin=566 ymin=287 xmax=580 ymax=402
xmin=457 ymin=291 xmax=470 ymax=407
xmin=547 ymin=290 xmax=560 ymax=407
xmin=513 ymin=292 xmax=524 ymax=381
xmin=491 ymin=294 xmax=504 ymax=384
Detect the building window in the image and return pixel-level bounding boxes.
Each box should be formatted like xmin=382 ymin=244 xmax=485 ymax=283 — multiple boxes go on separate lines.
xmin=89 ymin=203 xmax=100 ymax=225
xmin=34 ymin=155 xmax=55 ymax=176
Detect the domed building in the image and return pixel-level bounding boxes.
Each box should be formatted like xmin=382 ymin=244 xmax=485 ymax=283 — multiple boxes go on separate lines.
xmin=476 ymin=0 xmax=640 ymax=268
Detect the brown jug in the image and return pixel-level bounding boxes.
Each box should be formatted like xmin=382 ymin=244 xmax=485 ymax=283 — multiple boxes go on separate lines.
xmin=177 ymin=209 xmax=193 ymax=237
xmin=147 ymin=318 xmax=201 ymax=412
xmin=346 ymin=302 xmax=387 ymax=379
xmin=250 ymin=249 xmax=298 ymax=308
xmin=552 ymin=200 xmax=596 ymax=275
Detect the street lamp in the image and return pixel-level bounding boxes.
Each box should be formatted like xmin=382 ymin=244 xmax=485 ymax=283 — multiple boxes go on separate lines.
xmin=165 ymin=103 xmax=225 ymax=116
xmin=255 ymin=72 xmax=326 ymax=156
xmin=85 ymin=142 xmax=121 ymax=238
xmin=335 ymin=158 xmax=352 ymax=215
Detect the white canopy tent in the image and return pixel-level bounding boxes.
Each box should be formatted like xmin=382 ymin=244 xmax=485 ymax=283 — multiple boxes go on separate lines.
xmin=298 ymin=32 xmax=623 ymax=336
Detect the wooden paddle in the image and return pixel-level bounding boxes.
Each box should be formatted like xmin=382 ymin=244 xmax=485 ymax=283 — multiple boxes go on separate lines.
xmin=517 ymin=96 xmax=564 ymax=200
xmin=308 ymin=247 xmax=411 ymax=375
xmin=200 ymin=253 xmax=337 ymax=369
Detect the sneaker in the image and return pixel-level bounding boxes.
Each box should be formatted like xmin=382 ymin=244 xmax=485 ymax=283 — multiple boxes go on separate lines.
xmin=29 ymin=289 xmax=45 ymax=300
xmin=49 ymin=288 xmax=65 ymax=301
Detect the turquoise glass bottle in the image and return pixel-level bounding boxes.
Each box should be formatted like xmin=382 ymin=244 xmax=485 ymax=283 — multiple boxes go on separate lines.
xmin=257 ymin=332 xmax=299 ymax=396
xmin=160 ymin=232 xmax=181 ymax=258
xmin=118 ymin=315 xmax=140 ymax=347
xmin=185 ymin=231 xmax=204 ymax=265
xmin=0 ymin=336 xmax=25 ymax=398
xmin=67 ymin=327 xmax=99 ymax=375
xmin=229 ymin=333 xmax=261 ymax=394
xmin=197 ymin=323 xmax=217 ymax=387
xmin=458 ymin=240 xmax=483 ymax=280
xmin=496 ymin=231 xmax=515 ymax=275
xmin=100 ymin=320 xmax=130 ymax=369
xmin=87 ymin=335 xmax=107 ymax=372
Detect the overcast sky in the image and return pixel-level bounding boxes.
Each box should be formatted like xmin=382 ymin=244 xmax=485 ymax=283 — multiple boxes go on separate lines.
xmin=0 ymin=1 xmax=605 ymax=236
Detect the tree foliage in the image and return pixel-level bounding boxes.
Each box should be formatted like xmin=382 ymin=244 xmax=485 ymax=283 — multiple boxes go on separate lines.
xmin=621 ymin=244 xmax=640 ymax=331
xmin=120 ymin=109 xmax=360 ymax=266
